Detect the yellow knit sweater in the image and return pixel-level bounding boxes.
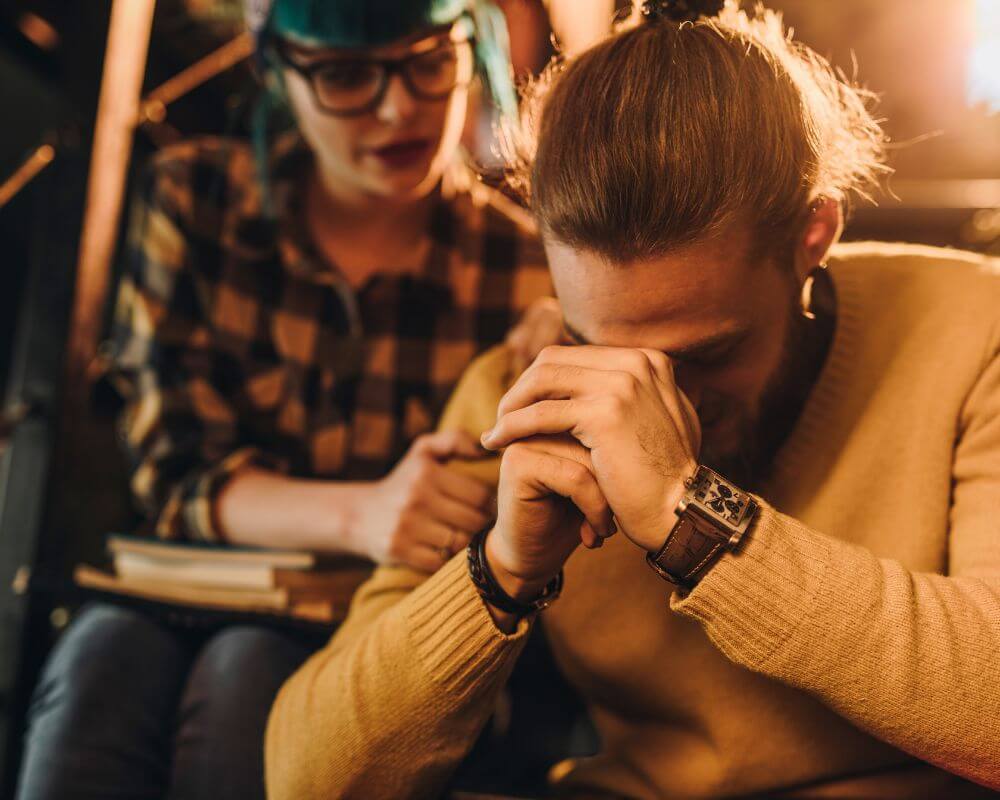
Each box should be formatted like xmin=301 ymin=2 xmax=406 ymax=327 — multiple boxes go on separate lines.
xmin=266 ymin=243 xmax=1000 ymax=799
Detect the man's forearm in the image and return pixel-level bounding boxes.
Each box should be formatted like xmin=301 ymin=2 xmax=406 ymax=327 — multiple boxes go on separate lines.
xmin=265 ymin=557 xmax=530 ymax=800
xmin=672 ymin=505 xmax=1000 ymax=789
xmin=215 ymin=466 xmax=368 ymax=553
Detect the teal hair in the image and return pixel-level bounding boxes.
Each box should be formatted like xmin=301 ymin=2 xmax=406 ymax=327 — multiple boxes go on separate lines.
xmin=269 ymin=0 xmax=468 ymax=49
xmin=250 ymin=0 xmax=519 ymax=213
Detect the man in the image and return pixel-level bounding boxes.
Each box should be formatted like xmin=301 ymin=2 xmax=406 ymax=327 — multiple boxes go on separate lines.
xmin=265 ymin=2 xmax=1000 ymax=798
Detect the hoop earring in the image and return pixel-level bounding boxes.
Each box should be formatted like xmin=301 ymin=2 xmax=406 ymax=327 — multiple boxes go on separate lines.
xmin=799 ymin=263 xmax=828 ymax=321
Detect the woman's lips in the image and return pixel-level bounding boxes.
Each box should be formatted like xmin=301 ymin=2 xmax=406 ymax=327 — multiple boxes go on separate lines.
xmin=369 ymin=139 xmax=433 ymax=169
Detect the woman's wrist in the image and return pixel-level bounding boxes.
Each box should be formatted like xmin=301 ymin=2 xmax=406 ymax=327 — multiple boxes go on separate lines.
xmin=319 ymin=479 xmax=375 ymax=556
xmin=215 ymin=467 xmax=373 ymax=554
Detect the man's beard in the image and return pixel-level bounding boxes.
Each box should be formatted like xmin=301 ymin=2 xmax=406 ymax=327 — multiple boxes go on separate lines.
xmin=699 ymin=286 xmax=834 ymax=490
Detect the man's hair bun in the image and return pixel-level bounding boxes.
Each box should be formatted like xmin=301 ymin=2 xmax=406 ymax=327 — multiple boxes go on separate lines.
xmin=640 ymin=0 xmax=725 ymax=24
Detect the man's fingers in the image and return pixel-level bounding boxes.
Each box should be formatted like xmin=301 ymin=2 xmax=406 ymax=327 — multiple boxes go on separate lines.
xmin=636 ymin=347 xmax=675 ymax=387
xmin=527 ymin=345 xmax=678 ymax=398
xmin=496 ymin=362 xmax=615 ymax=418
xmin=674 ymin=388 xmax=702 ymax=456
xmin=527 ymin=314 xmax=568 ymax=359
xmin=532 ymin=344 xmax=663 ymax=375
xmin=511 ymin=436 xmax=615 ymax=544
xmin=482 ymin=399 xmax=581 ymax=450
xmin=504 ymin=443 xmax=613 ymax=541
xmin=507 ymin=298 xmax=562 ymax=376
xmin=506 ymin=331 xmax=530 ymax=377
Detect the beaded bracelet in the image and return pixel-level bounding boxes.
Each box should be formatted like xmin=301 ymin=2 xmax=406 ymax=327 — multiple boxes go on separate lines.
xmin=466 ymin=525 xmax=563 ymax=617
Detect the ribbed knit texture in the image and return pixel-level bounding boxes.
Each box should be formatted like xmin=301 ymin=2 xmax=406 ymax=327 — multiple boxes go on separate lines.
xmin=266 ymin=244 xmax=1000 ymax=799
xmin=265 ymin=554 xmax=530 ymax=799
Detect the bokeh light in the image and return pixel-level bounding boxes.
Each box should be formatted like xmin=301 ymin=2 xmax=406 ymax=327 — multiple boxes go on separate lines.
xmin=968 ymin=0 xmax=1000 ymax=111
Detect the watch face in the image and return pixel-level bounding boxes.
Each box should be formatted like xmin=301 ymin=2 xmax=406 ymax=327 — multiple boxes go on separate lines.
xmin=692 ymin=470 xmax=753 ymax=527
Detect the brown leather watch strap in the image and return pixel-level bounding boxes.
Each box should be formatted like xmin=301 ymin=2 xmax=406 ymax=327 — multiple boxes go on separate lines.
xmin=645 ymin=515 xmax=729 ymax=591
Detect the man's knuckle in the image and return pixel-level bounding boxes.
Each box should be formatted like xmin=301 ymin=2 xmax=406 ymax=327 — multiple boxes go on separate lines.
xmin=563 ymin=461 xmax=587 ymax=486
xmin=644 ymin=349 xmax=669 ymax=373
xmin=502 ymin=443 xmax=527 ymax=471
xmin=620 ymin=350 xmax=646 ymax=373
xmin=604 ymin=392 xmax=628 ymax=421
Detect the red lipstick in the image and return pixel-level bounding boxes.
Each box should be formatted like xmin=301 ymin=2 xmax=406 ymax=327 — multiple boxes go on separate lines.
xmin=370 ymin=139 xmax=432 ymax=169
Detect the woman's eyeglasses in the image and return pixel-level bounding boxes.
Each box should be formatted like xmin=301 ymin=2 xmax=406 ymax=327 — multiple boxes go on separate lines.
xmin=273 ymin=36 xmax=475 ymax=117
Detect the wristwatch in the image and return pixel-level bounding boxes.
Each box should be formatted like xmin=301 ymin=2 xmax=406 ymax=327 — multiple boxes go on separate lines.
xmin=646 ymin=465 xmax=759 ymax=591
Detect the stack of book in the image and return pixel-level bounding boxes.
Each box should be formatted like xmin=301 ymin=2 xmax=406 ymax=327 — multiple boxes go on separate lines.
xmin=75 ymin=535 xmax=372 ymax=624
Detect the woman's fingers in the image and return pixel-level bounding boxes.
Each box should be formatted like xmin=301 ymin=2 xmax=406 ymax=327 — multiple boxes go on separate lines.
xmin=394 ymin=521 xmax=472 ymax=574
xmin=412 ymin=429 xmax=485 ymax=460
xmin=402 ymin=546 xmax=450 ymax=574
xmin=431 ymin=461 xmax=495 ymax=512
xmin=424 ymin=488 xmax=491 ymax=536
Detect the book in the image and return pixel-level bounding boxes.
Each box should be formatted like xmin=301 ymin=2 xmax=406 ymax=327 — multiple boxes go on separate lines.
xmin=75 ymin=535 xmax=373 ymax=625
xmin=74 ymin=566 xmax=348 ymax=624
xmin=107 ymin=534 xmax=320 ymax=569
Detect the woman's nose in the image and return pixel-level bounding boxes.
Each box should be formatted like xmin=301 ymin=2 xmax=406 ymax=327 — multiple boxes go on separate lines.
xmin=375 ymin=74 xmax=418 ymax=124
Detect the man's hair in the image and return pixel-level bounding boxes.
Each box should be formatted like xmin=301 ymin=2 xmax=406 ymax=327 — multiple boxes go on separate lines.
xmin=505 ymin=1 xmax=890 ymax=263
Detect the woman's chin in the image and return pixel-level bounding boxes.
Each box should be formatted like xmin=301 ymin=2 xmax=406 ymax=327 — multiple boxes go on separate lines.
xmin=365 ymin=168 xmax=440 ymax=201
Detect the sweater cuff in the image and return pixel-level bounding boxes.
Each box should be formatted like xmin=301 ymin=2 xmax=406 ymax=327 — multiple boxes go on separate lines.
xmin=669 ymin=504 xmax=833 ymax=668
xmin=406 ymin=554 xmax=531 ymax=696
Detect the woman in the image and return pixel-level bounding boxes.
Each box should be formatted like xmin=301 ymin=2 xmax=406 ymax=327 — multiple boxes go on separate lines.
xmin=15 ymin=2 xmax=559 ymax=798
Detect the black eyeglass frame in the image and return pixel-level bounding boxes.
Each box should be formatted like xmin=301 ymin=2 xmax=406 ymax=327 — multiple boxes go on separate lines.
xmin=270 ymin=31 xmax=476 ymax=118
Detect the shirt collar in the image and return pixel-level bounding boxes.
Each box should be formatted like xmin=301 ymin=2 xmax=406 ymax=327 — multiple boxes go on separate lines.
xmin=261 ymin=132 xmax=462 ymax=300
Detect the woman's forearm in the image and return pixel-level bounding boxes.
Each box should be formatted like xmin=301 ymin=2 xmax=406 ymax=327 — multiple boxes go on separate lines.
xmin=214 ymin=467 xmax=370 ymax=553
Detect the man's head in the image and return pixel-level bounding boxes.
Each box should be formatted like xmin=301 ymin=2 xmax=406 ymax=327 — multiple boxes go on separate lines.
xmin=512 ymin=1 xmax=888 ymax=479
xmin=245 ymin=0 xmax=516 ymax=201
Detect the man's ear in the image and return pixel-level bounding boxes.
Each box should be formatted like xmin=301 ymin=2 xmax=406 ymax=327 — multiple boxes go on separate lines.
xmin=794 ymin=197 xmax=843 ymax=283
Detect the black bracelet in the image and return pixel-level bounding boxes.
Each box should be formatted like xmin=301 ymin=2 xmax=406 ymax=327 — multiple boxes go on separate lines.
xmin=467 ymin=525 xmax=563 ymax=616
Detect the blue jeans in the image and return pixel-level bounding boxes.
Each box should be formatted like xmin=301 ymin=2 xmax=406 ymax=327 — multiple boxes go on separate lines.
xmin=15 ymin=603 xmax=321 ymax=800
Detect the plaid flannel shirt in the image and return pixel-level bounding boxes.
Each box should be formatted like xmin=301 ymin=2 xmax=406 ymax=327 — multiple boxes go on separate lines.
xmin=108 ymin=136 xmax=550 ymax=541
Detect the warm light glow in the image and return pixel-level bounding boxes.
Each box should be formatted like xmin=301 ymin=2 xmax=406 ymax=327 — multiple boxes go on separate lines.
xmin=17 ymin=12 xmax=60 ymax=51
xmin=968 ymin=0 xmax=1000 ymax=112
xmin=69 ymin=0 xmax=155 ymax=401
xmin=545 ymin=0 xmax=615 ymax=54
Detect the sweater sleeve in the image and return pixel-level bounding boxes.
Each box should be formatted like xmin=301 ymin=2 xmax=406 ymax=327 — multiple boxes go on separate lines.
xmin=671 ymin=348 xmax=1000 ymax=789
xmin=265 ymin=346 xmax=524 ymax=800
xmin=264 ymin=556 xmax=531 ymax=800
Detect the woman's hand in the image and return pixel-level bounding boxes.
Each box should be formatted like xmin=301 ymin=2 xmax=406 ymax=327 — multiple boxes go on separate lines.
xmin=505 ymin=297 xmax=566 ymax=376
xmin=357 ymin=430 xmax=495 ymax=573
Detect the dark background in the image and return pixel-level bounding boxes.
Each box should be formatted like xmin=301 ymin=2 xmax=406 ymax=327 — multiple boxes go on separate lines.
xmin=0 ymin=0 xmax=997 ymax=794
